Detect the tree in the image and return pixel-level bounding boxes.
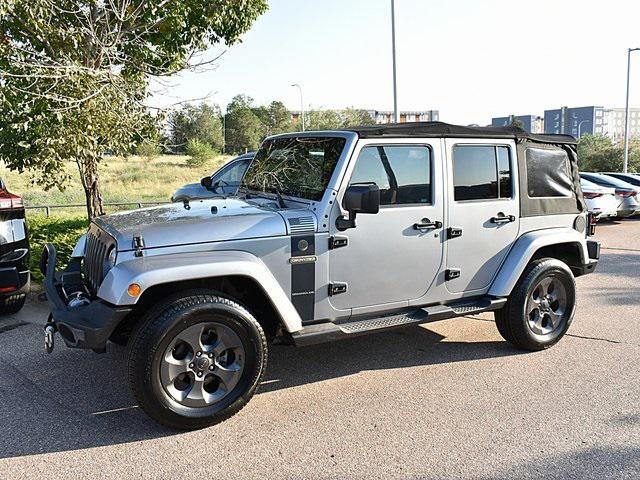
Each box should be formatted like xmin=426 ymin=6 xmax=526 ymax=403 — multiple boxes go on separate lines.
xmin=0 ymin=0 xmax=268 ymax=219
xmin=254 ymin=101 xmax=294 ymax=136
xmin=342 ymin=108 xmax=375 ymax=127
xmin=169 ymin=103 xmax=224 ymax=153
xmin=510 ymin=116 xmax=525 ymax=130
xmin=306 ymin=109 xmax=343 ymax=131
xmin=225 ymin=95 xmax=264 ymax=153
xmin=577 ymin=134 xmax=640 ymax=172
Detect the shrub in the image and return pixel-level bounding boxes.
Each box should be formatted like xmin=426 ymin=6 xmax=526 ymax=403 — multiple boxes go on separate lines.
xmin=135 ymin=140 xmax=162 ymax=160
xmin=185 ymin=138 xmax=214 ymax=167
xmin=27 ymin=214 xmax=88 ymax=283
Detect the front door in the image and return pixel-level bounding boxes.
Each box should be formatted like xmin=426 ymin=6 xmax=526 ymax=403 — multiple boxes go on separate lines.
xmin=328 ymin=141 xmax=445 ymax=311
xmin=444 ymin=139 xmax=520 ymax=294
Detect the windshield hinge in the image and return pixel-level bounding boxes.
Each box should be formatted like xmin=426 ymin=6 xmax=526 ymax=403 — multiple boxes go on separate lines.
xmin=132 ymin=233 xmax=145 ymax=257
xmin=329 ymin=236 xmax=348 ymax=250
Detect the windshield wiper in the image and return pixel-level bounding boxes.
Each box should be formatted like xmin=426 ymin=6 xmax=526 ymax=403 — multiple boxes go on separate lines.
xmin=240 ymin=185 xmax=286 ymax=208
xmin=273 ymin=188 xmax=286 ymax=208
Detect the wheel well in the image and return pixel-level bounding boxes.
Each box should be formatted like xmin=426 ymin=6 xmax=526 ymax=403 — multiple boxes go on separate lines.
xmin=531 ymin=242 xmax=584 ymax=275
xmin=110 ymin=276 xmax=284 ymax=345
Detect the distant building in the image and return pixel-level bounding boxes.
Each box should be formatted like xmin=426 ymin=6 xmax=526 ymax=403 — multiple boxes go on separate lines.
xmin=543 ymin=106 xmax=640 ymax=140
xmin=491 ymin=115 xmax=544 ymax=133
xmin=544 ymin=106 xmax=604 ymax=138
xmin=602 ymin=107 xmax=640 ymax=141
xmin=290 ymin=109 xmax=439 ymax=126
xmin=372 ymin=110 xmax=439 ymax=124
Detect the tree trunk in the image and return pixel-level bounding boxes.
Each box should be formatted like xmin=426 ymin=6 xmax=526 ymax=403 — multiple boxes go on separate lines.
xmin=78 ymin=157 xmax=105 ymax=220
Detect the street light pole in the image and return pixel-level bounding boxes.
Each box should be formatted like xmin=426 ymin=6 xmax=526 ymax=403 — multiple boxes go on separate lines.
xmin=623 ymin=48 xmax=640 ymax=173
xmin=291 ymin=84 xmax=305 ymax=131
xmin=391 ymin=0 xmax=399 ymax=123
xmin=577 ymin=120 xmax=590 ymax=139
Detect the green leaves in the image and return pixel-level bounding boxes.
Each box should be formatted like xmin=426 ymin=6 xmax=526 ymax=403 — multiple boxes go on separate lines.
xmin=577 ymin=135 xmax=640 ymax=172
xmin=0 ymin=0 xmax=268 ymax=218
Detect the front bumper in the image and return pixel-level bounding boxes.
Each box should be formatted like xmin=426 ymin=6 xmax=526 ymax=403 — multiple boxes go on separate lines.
xmin=41 ymin=244 xmax=131 ymax=351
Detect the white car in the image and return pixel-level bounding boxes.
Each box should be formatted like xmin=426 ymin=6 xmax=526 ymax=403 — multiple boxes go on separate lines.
xmin=580 ymin=178 xmax=618 ymax=219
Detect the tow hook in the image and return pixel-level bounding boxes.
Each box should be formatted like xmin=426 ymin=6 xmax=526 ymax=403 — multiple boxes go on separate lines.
xmin=45 ymin=314 xmax=56 ymax=354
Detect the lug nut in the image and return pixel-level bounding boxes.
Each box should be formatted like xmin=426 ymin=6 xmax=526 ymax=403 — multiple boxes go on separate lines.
xmin=189 ymin=363 xmax=194 ymax=368
xmin=209 ymin=365 xmax=214 ymax=371
xmin=208 ymin=352 xmax=213 ymax=358
xmin=197 ymin=372 xmax=203 ymax=377
xmin=196 ymin=351 xmax=202 ymax=357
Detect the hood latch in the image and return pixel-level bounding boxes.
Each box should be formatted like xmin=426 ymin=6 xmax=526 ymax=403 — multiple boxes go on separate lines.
xmin=133 ymin=233 xmax=145 ymax=257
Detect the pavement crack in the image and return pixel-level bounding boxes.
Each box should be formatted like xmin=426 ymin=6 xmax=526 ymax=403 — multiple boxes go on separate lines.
xmin=566 ymin=333 xmax=640 ymax=347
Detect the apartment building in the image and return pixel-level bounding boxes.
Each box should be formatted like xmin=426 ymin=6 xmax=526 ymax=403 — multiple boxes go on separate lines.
xmin=491 ymin=115 xmax=544 ymax=133
xmin=543 ymin=106 xmax=640 ymax=140
xmin=291 ymin=109 xmax=439 ymax=126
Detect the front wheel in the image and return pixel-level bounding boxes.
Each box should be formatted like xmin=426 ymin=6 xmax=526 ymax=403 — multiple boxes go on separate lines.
xmin=495 ymin=258 xmax=576 ymax=351
xmin=128 ymin=291 xmax=267 ymax=430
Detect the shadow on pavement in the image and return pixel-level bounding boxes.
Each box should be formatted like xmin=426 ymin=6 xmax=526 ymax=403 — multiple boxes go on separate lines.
xmin=480 ymin=445 xmax=640 ymax=479
xmin=0 ymin=320 xmax=520 ymax=459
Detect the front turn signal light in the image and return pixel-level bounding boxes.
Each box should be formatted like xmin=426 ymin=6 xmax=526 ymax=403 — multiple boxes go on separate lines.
xmin=127 ymin=283 xmax=142 ymax=297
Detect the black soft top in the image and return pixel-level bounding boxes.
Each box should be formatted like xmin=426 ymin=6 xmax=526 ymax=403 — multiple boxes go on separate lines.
xmin=344 ymin=121 xmax=576 ymax=145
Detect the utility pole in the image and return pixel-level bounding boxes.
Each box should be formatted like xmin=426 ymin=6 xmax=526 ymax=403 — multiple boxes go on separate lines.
xmin=623 ymin=48 xmax=640 ymax=173
xmin=291 ymin=84 xmax=305 ymax=131
xmin=391 ymin=0 xmax=399 ymax=123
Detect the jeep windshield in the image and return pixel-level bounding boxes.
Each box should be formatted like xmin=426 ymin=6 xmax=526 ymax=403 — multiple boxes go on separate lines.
xmin=241 ymin=136 xmax=346 ymax=201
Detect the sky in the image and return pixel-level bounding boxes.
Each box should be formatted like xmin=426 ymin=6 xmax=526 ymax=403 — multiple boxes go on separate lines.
xmin=150 ymin=0 xmax=640 ymax=126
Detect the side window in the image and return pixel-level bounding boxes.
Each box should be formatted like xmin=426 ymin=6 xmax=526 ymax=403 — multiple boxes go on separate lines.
xmin=218 ymin=160 xmax=250 ymax=184
xmin=349 ymin=145 xmax=431 ymax=205
xmin=452 ymin=145 xmax=512 ymax=201
xmin=525 ymin=148 xmax=572 ymax=198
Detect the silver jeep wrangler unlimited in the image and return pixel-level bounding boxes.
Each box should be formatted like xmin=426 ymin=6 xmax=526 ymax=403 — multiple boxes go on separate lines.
xmin=42 ymin=122 xmax=599 ymax=429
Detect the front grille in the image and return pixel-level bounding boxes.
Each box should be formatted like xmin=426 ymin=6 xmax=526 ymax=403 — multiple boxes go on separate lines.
xmin=84 ymin=226 xmax=113 ymax=292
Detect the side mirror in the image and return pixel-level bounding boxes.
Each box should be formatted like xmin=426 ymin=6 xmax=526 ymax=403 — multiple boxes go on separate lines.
xmin=200 ymin=176 xmax=213 ymax=190
xmin=336 ymin=183 xmax=380 ymax=231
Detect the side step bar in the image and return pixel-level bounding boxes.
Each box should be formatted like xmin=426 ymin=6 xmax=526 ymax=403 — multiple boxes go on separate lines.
xmin=291 ymin=296 xmax=506 ymax=347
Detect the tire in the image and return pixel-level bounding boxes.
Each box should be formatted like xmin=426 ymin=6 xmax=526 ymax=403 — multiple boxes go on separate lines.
xmin=0 ymin=294 xmax=26 ymax=315
xmin=127 ymin=290 xmax=267 ymax=430
xmin=494 ymin=258 xmax=576 ymax=351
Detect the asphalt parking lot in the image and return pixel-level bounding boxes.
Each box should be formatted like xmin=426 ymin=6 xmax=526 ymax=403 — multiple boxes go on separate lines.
xmin=0 ymin=219 xmax=639 ymax=479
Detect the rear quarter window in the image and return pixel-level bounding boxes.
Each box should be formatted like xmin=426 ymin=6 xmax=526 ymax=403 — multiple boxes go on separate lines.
xmin=525 ymin=148 xmax=572 ymax=198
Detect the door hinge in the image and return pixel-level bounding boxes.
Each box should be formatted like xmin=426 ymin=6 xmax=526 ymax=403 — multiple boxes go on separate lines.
xmin=328 ymin=282 xmax=348 ymax=296
xmin=447 ymin=227 xmax=463 ymax=239
xmin=329 ymin=236 xmax=348 ymax=250
xmin=445 ymin=269 xmax=461 ymax=281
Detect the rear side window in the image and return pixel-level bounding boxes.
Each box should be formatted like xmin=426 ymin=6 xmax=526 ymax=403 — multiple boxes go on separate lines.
xmin=349 ymin=145 xmax=431 ymax=205
xmin=452 ymin=145 xmax=512 ymax=201
xmin=526 ymin=148 xmax=572 ymax=198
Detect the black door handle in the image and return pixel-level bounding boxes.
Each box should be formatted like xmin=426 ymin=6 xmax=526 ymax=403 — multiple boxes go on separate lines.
xmin=414 ymin=218 xmax=443 ymax=230
xmin=491 ymin=213 xmax=516 ymax=224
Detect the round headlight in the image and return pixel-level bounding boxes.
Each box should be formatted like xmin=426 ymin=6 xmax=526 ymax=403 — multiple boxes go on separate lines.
xmin=107 ymin=247 xmax=117 ymax=268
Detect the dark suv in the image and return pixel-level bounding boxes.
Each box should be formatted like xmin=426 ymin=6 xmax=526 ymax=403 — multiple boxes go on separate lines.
xmin=0 ymin=179 xmax=30 ymax=314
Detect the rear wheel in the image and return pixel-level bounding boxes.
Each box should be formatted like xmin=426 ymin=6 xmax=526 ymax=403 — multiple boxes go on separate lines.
xmin=128 ymin=291 xmax=267 ymax=430
xmin=495 ymin=258 xmax=576 ymax=351
xmin=0 ymin=294 xmax=26 ymax=315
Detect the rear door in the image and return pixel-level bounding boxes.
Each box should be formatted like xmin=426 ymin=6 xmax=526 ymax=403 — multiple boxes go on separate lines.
xmin=444 ymin=139 xmax=519 ymax=294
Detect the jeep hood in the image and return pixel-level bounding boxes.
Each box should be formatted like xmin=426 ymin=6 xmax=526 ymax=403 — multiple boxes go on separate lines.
xmin=94 ymin=198 xmax=290 ymax=251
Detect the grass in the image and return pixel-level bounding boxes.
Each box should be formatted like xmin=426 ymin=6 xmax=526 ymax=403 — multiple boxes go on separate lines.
xmin=0 ymin=153 xmax=231 ymax=207
xmin=0 ymin=153 xmax=232 ymax=282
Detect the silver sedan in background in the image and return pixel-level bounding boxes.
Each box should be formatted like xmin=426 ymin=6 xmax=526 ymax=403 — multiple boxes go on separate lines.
xmin=580 ymin=172 xmax=640 ymax=218
xmin=171 ymin=152 xmax=254 ymax=202
xmin=580 ymin=178 xmax=619 ymax=220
